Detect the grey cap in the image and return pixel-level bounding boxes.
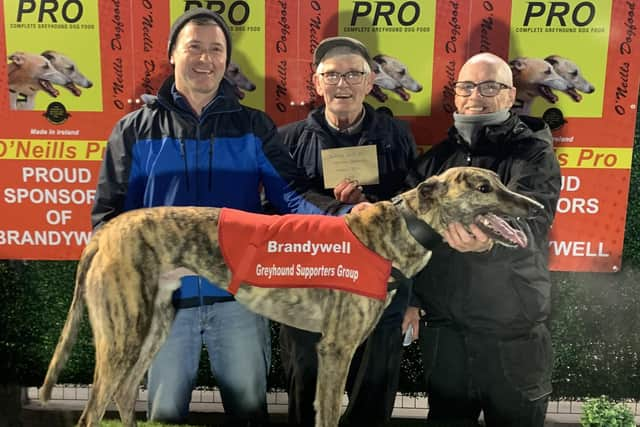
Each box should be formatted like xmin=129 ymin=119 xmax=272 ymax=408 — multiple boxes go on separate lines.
xmin=167 ymin=8 xmax=232 ymax=67
xmin=313 ymin=36 xmax=372 ymax=68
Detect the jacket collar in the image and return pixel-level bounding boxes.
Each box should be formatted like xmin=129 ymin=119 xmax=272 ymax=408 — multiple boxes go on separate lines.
xmin=449 ymin=113 xmax=550 ymax=155
xmin=154 ymin=76 xmax=242 ymax=119
xmin=306 ymin=103 xmax=390 ymax=142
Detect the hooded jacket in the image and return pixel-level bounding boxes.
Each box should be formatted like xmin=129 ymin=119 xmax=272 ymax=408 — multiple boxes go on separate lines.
xmin=407 ymin=114 xmax=561 ymax=335
xmin=91 ymin=76 xmax=349 ymax=307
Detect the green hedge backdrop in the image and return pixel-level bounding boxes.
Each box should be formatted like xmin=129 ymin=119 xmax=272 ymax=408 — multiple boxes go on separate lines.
xmin=1 ymin=107 xmax=639 ymax=399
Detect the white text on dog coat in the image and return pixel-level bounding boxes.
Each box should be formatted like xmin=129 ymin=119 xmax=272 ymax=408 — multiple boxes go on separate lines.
xmin=267 ymin=240 xmax=351 ymax=256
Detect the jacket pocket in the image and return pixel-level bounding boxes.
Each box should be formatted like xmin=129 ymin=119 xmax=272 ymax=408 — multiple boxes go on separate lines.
xmin=498 ymin=324 xmax=553 ymax=401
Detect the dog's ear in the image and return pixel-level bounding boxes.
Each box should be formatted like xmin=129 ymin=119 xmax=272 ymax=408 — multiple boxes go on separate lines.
xmin=509 ymin=58 xmax=526 ymax=73
xmin=544 ymin=55 xmax=559 ymax=66
xmin=41 ymin=51 xmax=55 ymax=62
xmin=8 ymin=52 xmax=25 ymax=66
xmin=373 ymin=54 xmax=386 ymax=65
xmin=417 ymin=176 xmax=447 ymax=200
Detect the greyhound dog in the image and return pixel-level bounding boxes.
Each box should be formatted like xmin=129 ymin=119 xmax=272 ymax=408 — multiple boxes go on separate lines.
xmin=225 ymin=61 xmax=256 ymax=100
xmin=8 ymin=51 xmax=70 ymax=110
xmin=545 ymin=55 xmax=595 ymax=101
xmin=41 ymin=50 xmax=94 ymax=96
xmin=369 ymin=54 xmax=422 ymax=102
xmin=40 ymin=167 xmax=542 ymax=427
xmin=509 ymin=57 xmax=569 ymax=115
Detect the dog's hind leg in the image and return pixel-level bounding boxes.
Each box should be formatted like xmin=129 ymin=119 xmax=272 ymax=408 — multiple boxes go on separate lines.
xmin=113 ymin=295 xmax=176 ymax=426
xmin=77 ymin=349 xmax=131 ymax=426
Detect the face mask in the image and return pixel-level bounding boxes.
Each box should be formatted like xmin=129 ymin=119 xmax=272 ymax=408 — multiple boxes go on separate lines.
xmin=453 ymin=109 xmax=510 ymax=144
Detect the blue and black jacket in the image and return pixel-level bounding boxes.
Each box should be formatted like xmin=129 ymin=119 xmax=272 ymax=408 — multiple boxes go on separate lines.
xmin=91 ymin=76 xmax=349 ymax=308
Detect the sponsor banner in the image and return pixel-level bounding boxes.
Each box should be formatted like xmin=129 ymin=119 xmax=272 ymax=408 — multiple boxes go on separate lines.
xmin=265 ymin=0 xmax=303 ymax=123
xmin=339 ymin=0 xmax=435 ymax=117
xmin=0 ymin=154 xmax=102 ymax=259
xmin=511 ymin=1 xmax=638 ymax=272
xmin=0 ymin=0 xmax=133 ymax=139
xmin=549 ymin=168 xmax=631 ymax=272
xmin=0 ymin=1 xmax=638 ymax=273
xmin=131 ymin=1 xmax=265 ymax=109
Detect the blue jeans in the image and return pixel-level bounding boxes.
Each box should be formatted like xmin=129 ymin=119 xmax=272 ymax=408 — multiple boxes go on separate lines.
xmin=147 ymin=301 xmax=271 ymax=424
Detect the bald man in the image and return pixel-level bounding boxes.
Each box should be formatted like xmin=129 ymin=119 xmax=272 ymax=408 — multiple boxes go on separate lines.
xmin=402 ymin=53 xmax=561 ymax=426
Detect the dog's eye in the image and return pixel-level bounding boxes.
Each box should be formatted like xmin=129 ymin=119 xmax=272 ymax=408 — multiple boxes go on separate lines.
xmin=67 ymin=65 xmax=75 ymax=72
xmin=399 ymin=69 xmax=406 ymax=76
xmin=477 ymin=184 xmax=492 ymax=193
xmin=570 ymin=70 xmax=578 ymax=77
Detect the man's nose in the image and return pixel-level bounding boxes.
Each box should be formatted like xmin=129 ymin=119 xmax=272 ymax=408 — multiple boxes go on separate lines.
xmin=336 ymin=76 xmax=349 ymax=87
xmin=468 ymin=86 xmax=483 ymax=98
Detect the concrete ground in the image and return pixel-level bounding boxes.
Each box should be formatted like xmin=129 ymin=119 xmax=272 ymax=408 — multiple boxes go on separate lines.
xmin=17 ymin=397 xmax=589 ymax=426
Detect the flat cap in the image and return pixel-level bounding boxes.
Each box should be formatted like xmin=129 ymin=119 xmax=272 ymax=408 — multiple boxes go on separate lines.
xmin=167 ymin=8 xmax=232 ymax=67
xmin=313 ymin=36 xmax=372 ymax=67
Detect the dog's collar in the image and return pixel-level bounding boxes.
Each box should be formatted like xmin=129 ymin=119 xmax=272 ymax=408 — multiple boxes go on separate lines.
xmin=391 ymin=195 xmax=441 ymax=250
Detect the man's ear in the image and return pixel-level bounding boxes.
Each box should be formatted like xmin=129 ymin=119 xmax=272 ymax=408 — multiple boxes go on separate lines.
xmin=313 ymin=73 xmax=324 ymax=96
xmin=364 ymin=70 xmax=375 ymax=93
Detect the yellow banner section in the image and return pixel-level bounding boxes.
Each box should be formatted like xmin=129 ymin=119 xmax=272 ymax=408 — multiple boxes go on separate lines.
xmin=4 ymin=0 xmax=103 ymax=111
xmin=554 ymin=147 xmax=632 ymax=169
xmin=0 ymin=140 xmax=106 ymax=161
xmin=339 ymin=0 xmax=435 ymax=116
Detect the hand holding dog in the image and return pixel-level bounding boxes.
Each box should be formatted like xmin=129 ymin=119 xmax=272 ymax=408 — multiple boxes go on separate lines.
xmin=443 ymin=222 xmax=494 ymax=253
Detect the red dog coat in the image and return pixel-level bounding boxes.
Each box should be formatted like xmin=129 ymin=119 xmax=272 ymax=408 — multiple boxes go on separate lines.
xmin=218 ymin=208 xmax=392 ymax=300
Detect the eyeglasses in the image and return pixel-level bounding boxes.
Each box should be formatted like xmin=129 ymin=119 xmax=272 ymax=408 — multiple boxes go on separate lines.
xmin=318 ymin=71 xmax=367 ymax=85
xmin=453 ymin=81 xmax=512 ymax=97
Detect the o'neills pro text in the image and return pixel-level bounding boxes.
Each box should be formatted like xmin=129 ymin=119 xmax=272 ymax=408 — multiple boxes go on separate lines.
xmin=267 ymin=240 xmax=351 ymax=256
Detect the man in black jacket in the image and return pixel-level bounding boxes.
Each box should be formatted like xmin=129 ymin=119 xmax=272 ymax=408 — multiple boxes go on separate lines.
xmin=402 ymin=52 xmax=561 ymax=427
xmin=278 ymin=37 xmax=417 ymax=426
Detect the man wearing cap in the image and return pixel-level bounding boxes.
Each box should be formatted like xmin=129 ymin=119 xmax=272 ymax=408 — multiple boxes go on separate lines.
xmin=278 ymin=36 xmax=417 ymax=426
xmin=91 ymin=9 xmax=352 ymax=425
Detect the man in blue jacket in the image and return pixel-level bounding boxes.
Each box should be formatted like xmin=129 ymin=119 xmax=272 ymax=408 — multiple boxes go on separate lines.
xmin=91 ymin=9 xmax=350 ymax=426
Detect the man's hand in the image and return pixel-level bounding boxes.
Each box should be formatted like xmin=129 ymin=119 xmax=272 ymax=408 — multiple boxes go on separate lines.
xmin=443 ymin=222 xmax=494 ymax=253
xmin=334 ymin=179 xmax=367 ymax=204
xmin=402 ymin=306 xmax=421 ymax=342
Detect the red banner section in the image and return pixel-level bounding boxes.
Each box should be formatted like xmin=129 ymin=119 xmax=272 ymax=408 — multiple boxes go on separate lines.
xmin=1 ymin=1 xmax=639 ymax=272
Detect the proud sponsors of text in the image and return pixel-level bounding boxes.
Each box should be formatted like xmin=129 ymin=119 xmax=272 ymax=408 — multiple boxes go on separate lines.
xmin=256 ymin=263 xmax=359 ymax=282
xmin=0 ymin=230 xmax=91 ymax=246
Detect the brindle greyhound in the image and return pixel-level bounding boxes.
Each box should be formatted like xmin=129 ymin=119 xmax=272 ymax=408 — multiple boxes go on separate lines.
xmin=40 ymin=166 xmax=543 ymax=427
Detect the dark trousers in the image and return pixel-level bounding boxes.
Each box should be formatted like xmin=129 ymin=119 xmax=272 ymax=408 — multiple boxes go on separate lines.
xmin=279 ymin=295 xmax=406 ymax=427
xmin=418 ymin=322 xmax=552 ymax=427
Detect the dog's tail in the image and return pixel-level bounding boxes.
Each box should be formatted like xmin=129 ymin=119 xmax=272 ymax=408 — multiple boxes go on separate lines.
xmin=39 ymin=238 xmax=99 ymax=402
